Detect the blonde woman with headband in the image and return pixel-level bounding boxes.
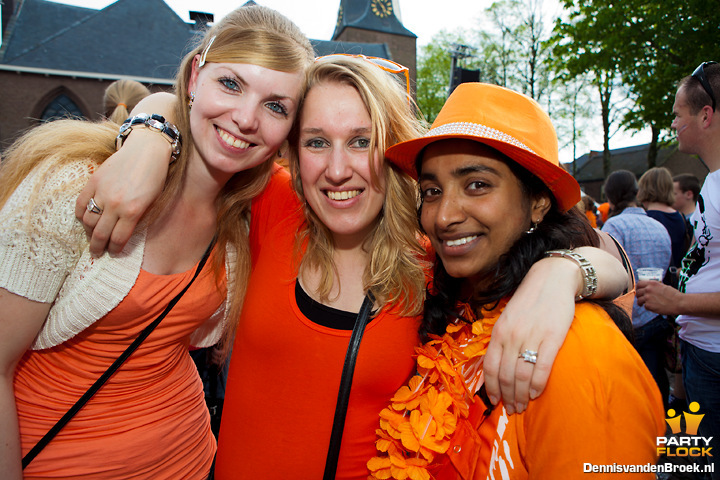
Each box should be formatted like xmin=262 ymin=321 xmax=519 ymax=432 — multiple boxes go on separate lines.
xmin=79 ymin=54 xmax=630 ymax=477
xmin=0 ymin=6 xmax=313 ymax=479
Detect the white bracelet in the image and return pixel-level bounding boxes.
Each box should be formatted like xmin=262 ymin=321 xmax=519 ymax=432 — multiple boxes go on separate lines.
xmin=545 ymin=249 xmax=598 ymax=300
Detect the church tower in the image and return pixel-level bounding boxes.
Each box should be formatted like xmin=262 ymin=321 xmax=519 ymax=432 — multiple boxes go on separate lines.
xmin=332 ymin=0 xmax=417 ymax=87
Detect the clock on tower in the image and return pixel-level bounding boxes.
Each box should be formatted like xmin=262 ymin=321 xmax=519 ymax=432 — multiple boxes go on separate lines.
xmin=370 ymin=0 xmax=393 ymax=18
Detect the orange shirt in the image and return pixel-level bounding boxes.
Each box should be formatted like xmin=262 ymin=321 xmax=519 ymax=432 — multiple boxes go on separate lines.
xmin=598 ymin=202 xmax=610 ymax=225
xmin=214 ymin=170 xmax=422 ymax=479
xmin=433 ymin=303 xmax=665 ymax=479
xmin=16 ymin=254 xmax=224 ymax=479
xmin=585 ymin=209 xmax=598 ymax=228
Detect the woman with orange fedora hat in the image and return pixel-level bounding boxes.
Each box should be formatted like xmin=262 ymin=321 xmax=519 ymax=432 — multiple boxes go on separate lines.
xmin=368 ymin=83 xmax=665 ymax=479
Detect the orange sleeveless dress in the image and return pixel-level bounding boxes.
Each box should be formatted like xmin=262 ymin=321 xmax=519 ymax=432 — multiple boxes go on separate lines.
xmin=15 ymin=257 xmax=224 ymax=479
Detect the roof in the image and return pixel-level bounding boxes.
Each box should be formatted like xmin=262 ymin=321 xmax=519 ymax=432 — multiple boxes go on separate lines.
xmin=1 ymin=0 xmax=394 ymax=81
xmin=1 ymin=0 xmax=95 ymax=59
xmin=312 ymin=39 xmax=390 ymax=58
xmin=2 ymin=0 xmax=198 ymax=80
xmin=332 ymin=0 xmax=416 ymax=40
xmin=572 ymin=144 xmax=676 ymax=182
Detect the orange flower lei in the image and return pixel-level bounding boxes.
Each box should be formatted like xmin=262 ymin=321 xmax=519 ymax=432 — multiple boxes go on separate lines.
xmin=367 ymin=299 xmax=505 ymax=480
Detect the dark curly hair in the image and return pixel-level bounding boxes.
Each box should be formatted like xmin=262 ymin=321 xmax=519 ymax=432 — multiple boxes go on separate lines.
xmin=417 ymin=150 xmax=632 ymax=341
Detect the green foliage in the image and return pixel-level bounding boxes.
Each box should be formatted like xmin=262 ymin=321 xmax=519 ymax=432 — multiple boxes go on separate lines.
xmin=615 ymin=0 xmax=720 ymax=143
xmin=415 ymin=0 xmax=720 ymax=167
xmin=415 ymin=31 xmax=470 ymax=122
xmin=415 ymin=0 xmax=559 ymax=122
xmin=554 ymin=0 xmax=720 ymax=166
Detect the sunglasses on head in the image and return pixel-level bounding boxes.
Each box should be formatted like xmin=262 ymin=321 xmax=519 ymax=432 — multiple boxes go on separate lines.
xmin=692 ymin=61 xmax=718 ymax=111
xmin=315 ymin=53 xmax=411 ymax=98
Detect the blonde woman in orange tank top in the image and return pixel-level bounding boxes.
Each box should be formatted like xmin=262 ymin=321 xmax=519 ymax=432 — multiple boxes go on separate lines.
xmin=0 ymin=6 xmax=314 ymax=479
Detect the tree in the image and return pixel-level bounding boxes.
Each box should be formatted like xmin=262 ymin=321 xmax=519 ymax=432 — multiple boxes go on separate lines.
xmin=612 ymin=0 xmax=720 ymax=166
xmin=554 ymin=0 xmax=720 ymax=168
xmin=415 ymin=30 xmax=476 ymax=122
xmin=415 ymin=0 xmax=558 ymax=117
xmin=484 ymin=0 xmax=556 ymax=103
xmin=548 ymin=72 xmax=596 ymax=173
xmin=553 ymin=0 xmax=629 ymax=179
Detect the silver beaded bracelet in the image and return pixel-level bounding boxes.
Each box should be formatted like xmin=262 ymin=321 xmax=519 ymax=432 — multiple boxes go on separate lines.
xmin=116 ymin=113 xmax=182 ymax=162
xmin=544 ymin=249 xmax=598 ymax=300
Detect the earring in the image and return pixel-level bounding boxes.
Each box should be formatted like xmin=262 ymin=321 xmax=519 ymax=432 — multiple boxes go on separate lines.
xmin=525 ymin=221 xmax=539 ymax=234
xmin=188 ymin=91 xmax=195 ymax=110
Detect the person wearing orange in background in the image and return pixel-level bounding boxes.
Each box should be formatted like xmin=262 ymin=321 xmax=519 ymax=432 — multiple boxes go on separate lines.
xmin=583 ymin=195 xmax=598 ymax=227
xmin=597 ymin=200 xmax=610 ymax=226
xmin=368 ymin=83 xmax=664 ymax=480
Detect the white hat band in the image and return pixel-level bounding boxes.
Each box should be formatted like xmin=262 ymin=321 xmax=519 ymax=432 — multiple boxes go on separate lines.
xmin=425 ymin=122 xmax=538 ymax=157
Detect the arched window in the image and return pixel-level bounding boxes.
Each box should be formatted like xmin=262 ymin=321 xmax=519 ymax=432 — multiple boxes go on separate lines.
xmin=40 ymin=94 xmax=85 ymax=122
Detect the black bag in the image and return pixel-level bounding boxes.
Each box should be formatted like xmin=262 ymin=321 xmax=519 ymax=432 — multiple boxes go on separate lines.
xmin=190 ymin=346 xmax=229 ymax=439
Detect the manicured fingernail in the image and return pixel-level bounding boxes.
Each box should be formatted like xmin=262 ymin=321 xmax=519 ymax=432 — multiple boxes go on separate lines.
xmin=529 ymin=389 xmax=538 ymax=400
xmin=516 ymin=403 xmax=526 ymax=413
xmin=488 ymin=395 xmax=498 ymax=405
xmin=506 ymin=404 xmax=515 ymax=415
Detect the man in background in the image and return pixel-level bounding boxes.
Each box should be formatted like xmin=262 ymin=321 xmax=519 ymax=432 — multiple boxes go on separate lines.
xmin=673 ymin=173 xmax=701 ymax=219
xmin=637 ymin=61 xmax=720 ymax=479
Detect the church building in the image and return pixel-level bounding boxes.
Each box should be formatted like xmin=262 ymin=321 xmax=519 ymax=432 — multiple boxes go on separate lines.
xmin=0 ymin=0 xmax=416 ymax=149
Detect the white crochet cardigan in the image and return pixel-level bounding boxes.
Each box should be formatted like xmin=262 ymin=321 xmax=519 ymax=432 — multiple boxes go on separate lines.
xmin=0 ymin=160 xmax=229 ymax=350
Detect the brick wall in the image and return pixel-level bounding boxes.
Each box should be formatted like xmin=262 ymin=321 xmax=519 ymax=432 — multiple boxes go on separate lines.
xmin=0 ymin=71 xmax=168 ymax=151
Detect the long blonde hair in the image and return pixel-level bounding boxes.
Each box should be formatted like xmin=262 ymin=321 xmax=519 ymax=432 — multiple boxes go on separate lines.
xmin=103 ymin=79 xmax=151 ymax=124
xmin=0 ymin=120 xmax=117 ymax=208
xmin=170 ymin=5 xmax=314 ymax=350
xmin=288 ymin=57 xmax=428 ymax=316
xmin=0 ymin=5 xmax=314 ymax=352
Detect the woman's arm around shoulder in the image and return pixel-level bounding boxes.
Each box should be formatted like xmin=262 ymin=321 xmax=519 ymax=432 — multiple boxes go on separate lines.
xmin=75 ymin=92 xmax=177 ymax=256
xmin=483 ymin=245 xmax=629 ymax=414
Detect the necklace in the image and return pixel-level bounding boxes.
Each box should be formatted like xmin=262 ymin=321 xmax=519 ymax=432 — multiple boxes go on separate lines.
xmin=367 ymin=299 xmax=505 ymax=480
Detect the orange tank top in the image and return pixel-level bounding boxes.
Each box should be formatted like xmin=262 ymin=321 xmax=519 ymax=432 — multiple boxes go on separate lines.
xmin=15 ymin=257 xmax=225 ymax=479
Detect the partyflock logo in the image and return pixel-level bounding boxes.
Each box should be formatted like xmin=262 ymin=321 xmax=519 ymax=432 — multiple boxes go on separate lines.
xmin=657 ymin=402 xmax=713 ymax=457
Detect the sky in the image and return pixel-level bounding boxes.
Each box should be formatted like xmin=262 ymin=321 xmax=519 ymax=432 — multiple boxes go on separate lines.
xmin=43 ymin=0 xmax=652 ymax=162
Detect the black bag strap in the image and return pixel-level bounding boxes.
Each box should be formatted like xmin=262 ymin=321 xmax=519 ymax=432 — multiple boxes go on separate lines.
xmin=323 ymin=291 xmax=375 ymax=480
xmin=22 ymin=238 xmax=216 ymax=469
xmin=607 ymin=232 xmax=635 ymax=291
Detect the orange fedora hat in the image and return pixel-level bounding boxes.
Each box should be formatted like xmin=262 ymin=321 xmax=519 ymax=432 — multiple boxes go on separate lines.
xmin=386 ymin=83 xmax=581 ymax=212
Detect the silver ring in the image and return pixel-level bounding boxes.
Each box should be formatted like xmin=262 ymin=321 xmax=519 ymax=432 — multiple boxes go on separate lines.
xmin=519 ymin=349 xmax=538 ymax=364
xmin=86 ymin=197 xmax=103 ymax=215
